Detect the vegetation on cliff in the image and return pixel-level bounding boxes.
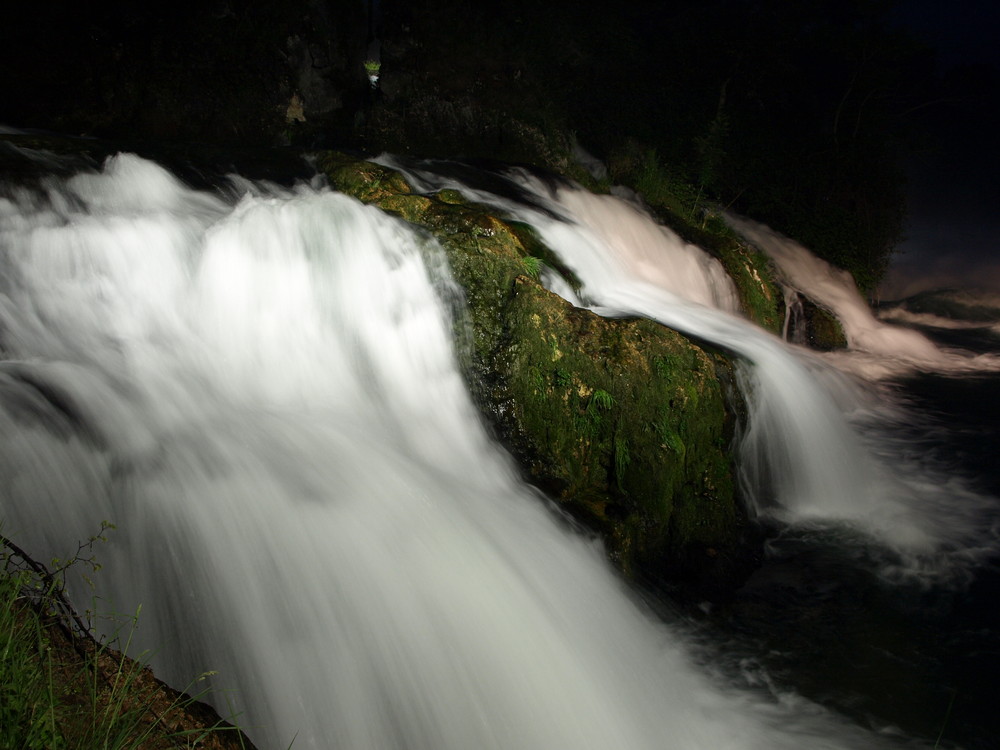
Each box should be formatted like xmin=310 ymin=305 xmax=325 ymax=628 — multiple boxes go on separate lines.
xmin=0 ymin=529 xmax=254 ymax=750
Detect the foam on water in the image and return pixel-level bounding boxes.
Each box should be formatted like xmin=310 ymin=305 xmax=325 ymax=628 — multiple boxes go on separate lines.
xmin=375 ymin=157 xmax=999 ymax=573
xmin=0 ymin=153 xmax=917 ymax=749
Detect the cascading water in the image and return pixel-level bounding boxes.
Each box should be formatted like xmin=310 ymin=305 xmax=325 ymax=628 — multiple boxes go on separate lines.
xmin=376 ymin=157 xmax=999 ymax=565
xmin=723 ymin=213 xmax=1000 ymax=378
xmin=724 ymin=213 xmax=941 ymax=361
xmin=368 ymin=157 xmax=1000 ymax=748
xmin=781 ymin=288 xmax=807 ymax=345
xmin=0 ymin=152 xmax=922 ymax=749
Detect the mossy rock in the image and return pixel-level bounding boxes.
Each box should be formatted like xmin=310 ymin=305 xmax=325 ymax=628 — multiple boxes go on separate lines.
xmin=492 ymin=280 xmax=741 ymax=578
xmin=320 ymin=151 xmax=746 ymax=582
xmin=606 ymin=145 xmax=783 ymax=334
xmin=801 ymin=299 xmax=848 ymax=351
xmin=647 ymin=212 xmax=783 ymax=335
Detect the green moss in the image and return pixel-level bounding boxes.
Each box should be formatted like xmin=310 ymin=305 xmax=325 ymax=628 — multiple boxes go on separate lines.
xmin=313 ymin=153 xmax=414 ymax=204
xmin=468 ymin=277 xmax=740 ymax=575
xmin=520 ymin=255 xmax=543 ymax=280
xmin=802 ymin=300 xmax=848 ymax=350
xmin=714 ymin=240 xmax=783 ymax=334
xmin=320 ymin=150 xmax=745 ymax=580
xmin=605 ymin=145 xmax=782 ymax=334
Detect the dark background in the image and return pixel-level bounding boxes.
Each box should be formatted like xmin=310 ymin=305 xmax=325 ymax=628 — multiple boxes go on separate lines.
xmin=882 ymin=0 xmax=1000 ymax=299
xmin=1 ymin=1 xmax=996 ymax=297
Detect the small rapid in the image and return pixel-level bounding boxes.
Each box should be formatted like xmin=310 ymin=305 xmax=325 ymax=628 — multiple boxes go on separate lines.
xmin=723 ymin=214 xmax=1000 ymax=379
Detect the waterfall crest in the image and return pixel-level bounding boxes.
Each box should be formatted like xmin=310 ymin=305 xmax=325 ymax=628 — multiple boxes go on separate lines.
xmin=0 ymin=153 xmax=909 ymax=749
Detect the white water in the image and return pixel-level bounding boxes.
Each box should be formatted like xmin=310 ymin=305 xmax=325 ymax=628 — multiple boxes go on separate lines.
xmin=376 ymin=158 xmax=1000 ymax=570
xmin=879 ymin=288 xmax=1000 ymax=332
xmin=724 ymin=214 xmax=941 ymax=360
xmin=0 ymin=153 xmax=915 ymax=749
xmin=879 ymin=307 xmax=993 ymax=330
xmin=723 ymin=214 xmax=1000 ymax=377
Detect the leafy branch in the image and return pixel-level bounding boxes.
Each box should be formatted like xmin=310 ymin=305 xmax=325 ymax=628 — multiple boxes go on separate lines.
xmin=0 ymin=527 xmax=102 ymax=645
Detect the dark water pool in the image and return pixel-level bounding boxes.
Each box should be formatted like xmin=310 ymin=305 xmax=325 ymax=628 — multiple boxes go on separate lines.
xmin=693 ymin=327 xmax=1000 ymax=749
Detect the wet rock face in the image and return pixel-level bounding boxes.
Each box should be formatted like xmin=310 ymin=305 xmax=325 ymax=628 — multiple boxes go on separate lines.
xmin=489 ymin=280 xmax=742 ymax=576
xmin=319 ymin=153 xmax=748 ymax=586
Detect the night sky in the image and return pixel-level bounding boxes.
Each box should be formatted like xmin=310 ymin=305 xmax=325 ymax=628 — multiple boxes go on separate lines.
xmin=881 ymin=0 xmax=1000 ymax=299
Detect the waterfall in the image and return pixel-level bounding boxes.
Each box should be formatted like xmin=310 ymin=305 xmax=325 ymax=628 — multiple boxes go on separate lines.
xmin=724 ymin=213 xmax=941 ymax=360
xmin=781 ymin=287 xmax=806 ymax=345
xmin=723 ymin=214 xmax=1000 ymax=377
xmin=375 ymin=157 xmax=999 ymax=567
xmin=0 ymin=152 xmax=917 ymax=749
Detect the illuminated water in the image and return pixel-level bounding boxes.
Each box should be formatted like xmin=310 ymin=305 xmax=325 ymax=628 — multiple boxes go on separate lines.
xmin=1 ymin=148 xmax=997 ymax=748
xmin=378 ymin=156 xmax=1000 ymax=749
